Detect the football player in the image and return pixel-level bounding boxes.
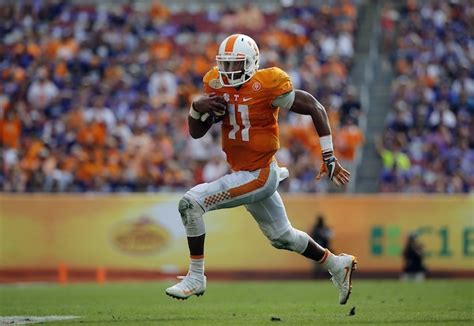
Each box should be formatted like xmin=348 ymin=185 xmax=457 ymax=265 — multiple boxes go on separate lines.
xmin=166 ymin=34 xmax=356 ymax=304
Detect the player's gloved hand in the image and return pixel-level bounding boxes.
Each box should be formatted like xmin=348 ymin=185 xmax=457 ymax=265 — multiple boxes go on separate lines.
xmin=316 ymin=150 xmax=351 ymax=186
xmin=193 ymin=94 xmax=227 ymax=116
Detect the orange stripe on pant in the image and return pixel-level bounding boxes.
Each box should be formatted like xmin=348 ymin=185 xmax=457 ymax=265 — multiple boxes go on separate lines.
xmin=228 ymin=166 xmax=270 ymax=198
xmin=318 ymin=249 xmax=330 ymax=264
xmin=224 ymin=34 xmax=239 ymax=53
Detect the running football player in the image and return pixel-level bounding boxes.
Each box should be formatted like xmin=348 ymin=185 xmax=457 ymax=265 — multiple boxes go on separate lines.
xmin=166 ymin=34 xmax=356 ymax=304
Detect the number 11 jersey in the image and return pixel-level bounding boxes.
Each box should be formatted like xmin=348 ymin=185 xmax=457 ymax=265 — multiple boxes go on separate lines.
xmin=203 ymin=66 xmax=293 ymax=171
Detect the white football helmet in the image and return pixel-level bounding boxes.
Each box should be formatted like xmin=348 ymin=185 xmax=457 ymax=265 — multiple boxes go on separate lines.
xmin=216 ymin=34 xmax=260 ymax=87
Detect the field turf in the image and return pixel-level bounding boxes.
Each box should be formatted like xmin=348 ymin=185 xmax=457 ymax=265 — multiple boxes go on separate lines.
xmin=1 ymin=280 xmax=473 ymax=325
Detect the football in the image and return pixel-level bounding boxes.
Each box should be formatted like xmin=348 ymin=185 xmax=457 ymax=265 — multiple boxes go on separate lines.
xmin=200 ymin=112 xmax=226 ymax=124
xmin=200 ymin=106 xmax=226 ymax=124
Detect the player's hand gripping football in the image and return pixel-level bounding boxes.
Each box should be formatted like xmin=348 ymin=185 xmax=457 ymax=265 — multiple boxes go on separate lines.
xmin=316 ymin=151 xmax=351 ymax=186
xmin=193 ymin=94 xmax=227 ymax=117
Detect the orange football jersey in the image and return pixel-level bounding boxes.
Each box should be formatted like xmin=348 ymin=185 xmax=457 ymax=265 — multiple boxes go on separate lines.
xmin=203 ymin=67 xmax=293 ymax=171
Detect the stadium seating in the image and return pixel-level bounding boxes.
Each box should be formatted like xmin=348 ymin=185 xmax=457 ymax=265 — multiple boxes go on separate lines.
xmin=0 ymin=1 xmax=361 ymax=193
xmin=379 ymin=0 xmax=473 ymax=193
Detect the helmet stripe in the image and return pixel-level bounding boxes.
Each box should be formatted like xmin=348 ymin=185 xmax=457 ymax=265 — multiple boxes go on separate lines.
xmin=224 ymin=34 xmax=239 ymax=53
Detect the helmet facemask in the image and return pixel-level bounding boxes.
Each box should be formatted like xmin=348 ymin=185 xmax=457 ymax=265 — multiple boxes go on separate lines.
xmin=216 ymin=54 xmax=257 ymax=87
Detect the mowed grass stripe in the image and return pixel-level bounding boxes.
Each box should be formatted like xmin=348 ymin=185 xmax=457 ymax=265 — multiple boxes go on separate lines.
xmin=0 ymin=280 xmax=472 ymax=325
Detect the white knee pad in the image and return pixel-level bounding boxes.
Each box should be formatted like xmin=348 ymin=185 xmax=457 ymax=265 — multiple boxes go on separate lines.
xmin=270 ymin=227 xmax=309 ymax=253
xmin=178 ymin=196 xmax=205 ymax=237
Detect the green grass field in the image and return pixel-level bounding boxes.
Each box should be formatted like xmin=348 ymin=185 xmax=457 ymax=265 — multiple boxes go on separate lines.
xmin=1 ymin=280 xmax=473 ymax=325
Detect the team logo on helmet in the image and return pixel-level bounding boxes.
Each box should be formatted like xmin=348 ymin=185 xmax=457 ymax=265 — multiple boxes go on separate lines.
xmin=209 ymin=78 xmax=223 ymax=89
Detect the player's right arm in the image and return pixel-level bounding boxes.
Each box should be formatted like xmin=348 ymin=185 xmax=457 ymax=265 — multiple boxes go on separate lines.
xmin=188 ymin=94 xmax=227 ymax=139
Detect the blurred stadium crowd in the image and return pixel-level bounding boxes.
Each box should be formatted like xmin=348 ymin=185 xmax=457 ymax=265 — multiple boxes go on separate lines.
xmin=1 ymin=0 xmax=363 ymax=193
xmin=379 ymin=0 xmax=473 ymax=193
xmin=1 ymin=0 xmax=471 ymax=194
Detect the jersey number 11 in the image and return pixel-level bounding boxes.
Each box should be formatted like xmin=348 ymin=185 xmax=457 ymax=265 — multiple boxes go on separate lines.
xmin=228 ymin=104 xmax=250 ymax=142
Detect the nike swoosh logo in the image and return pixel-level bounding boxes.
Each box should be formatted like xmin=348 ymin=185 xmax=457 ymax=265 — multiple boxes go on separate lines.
xmin=328 ymin=162 xmax=336 ymax=179
xmin=343 ymin=266 xmax=350 ymax=282
xmin=242 ymin=97 xmax=253 ymax=102
xmin=183 ymin=288 xmax=196 ymax=295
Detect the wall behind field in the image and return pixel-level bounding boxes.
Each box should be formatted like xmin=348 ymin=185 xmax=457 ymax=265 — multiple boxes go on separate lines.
xmin=0 ymin=194 xmax=473 ymax=280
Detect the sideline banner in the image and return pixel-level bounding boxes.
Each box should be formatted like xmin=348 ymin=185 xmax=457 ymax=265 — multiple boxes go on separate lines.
xmin=0 ymin=194 xmax=472 ymax=273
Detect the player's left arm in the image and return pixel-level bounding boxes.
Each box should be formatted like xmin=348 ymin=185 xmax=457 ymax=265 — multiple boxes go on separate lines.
xmin=285 ymin=89 xmax=351 ymax=186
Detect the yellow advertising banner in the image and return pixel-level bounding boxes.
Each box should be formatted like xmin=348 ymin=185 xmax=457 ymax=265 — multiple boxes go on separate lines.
xmin=0 ymin=194 xmax=472 ymax=273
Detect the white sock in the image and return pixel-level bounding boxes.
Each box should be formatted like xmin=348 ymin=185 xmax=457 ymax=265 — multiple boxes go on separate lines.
xmin=319 ymin=249 xmax=338 ymax=272
xmin=189 ymin=257 xmax=204 ymax=276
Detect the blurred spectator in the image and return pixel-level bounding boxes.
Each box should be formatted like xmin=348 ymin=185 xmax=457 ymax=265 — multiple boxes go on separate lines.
xmin=148 ymin=65 xmax=178 ymax=108
xmin=27 ymin=67 xmax=59 ymax=112
xmin=376 ymin=136 xmax=411 ymax=192
xmin=401 ymin=232 xmax=427 ymax=282
xmin=219 ymin=2 xmax=265 ymax=32
xmin=310 ymin=214 xmax=333 ymax=277
xmin=340 ymin=86 xmax=362 ymax=125
xmin=1 ymin=110 xmax=21 ymax=149
xmin=335 ymin=117 xmax=364 ymax=174
xmin=380 ymin=3 xmax=399 ymax=53
xmin=428 ymin=101 xmax=456 ymax=129
xmin=311 ymin=214 xmax=333 ymax=251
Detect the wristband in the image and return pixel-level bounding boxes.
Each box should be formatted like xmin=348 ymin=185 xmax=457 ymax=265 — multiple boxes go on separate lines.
xmin=319 ymin=135 xmax=333 ymax=152
xmin=320 ymin=135 xmax=334 ymax=163
xmin=189 ymin=104 xmax=202 ymax=120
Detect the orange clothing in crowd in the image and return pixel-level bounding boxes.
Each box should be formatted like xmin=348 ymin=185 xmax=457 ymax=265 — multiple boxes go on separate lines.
xmin=395 ymin=58 xmax=410 ymax=75
xmin=12 ymin=67 xmax=26 ymax=82
xmin=56 ymin=38 xmax=79 ymax=60
xmin=61 ymin=156 xmax=78 ymax=173
xmin=288 ymin=125 xmax=321 ymax=157
xmin=149 ymin=40 xmax=172 ymax=60
xmin=27 ymin=42 xmax=42 ymax=58
xmin=55 ymin=61 xmax=69 ymax=79
xmin=341 ymin=1 xmax=357 ymax=19
xmin=26 ymin=140 xmax=44 ymax=158
xmin=76 ymin=122 xmax=107 ymax=146
xmin=105 ymin=160 xmax=122 ymax=180
xmin=44 ymin=39 xmax=60 ymax=58
xmin=0 ymin=118 xmax=21 ymax=148
xmin=194 ymin=55 xmax=212 ymax=76
xmin=66 ymin=108 xmax=85 ymax=131
xmin=19 ymin=139 xmax=43 ymax=172
xmin=321 ymin=60 xmax=347 ymax=78
xmin=335 ymin=125 xmax=364 ymax=161
xmin=262 ymin=29 xmax=294 ymax=50
xmin=150 ymin=1 xmax=170 ymax=21
xmin=104 ymin=65 xmax=124 ymax=82
xmin=76 ymin=160 xmax=102 ymax=184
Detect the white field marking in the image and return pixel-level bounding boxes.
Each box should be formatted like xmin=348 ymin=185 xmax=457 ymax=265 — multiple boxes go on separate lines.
xmin=0 ymin=282 xmax=55 ymax=289
xmin=0 ymin=316 xmax=79 ymax=324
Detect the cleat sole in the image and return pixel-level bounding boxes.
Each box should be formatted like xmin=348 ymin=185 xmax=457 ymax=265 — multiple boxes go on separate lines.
xmin=165 ymin=291 xmax=205 ymax=300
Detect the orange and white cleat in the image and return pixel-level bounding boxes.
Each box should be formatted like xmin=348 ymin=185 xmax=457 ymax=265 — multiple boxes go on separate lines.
xmin=329 ymin=254 xmax=358 ymax=305
xmin=165 ymin=273 xmax=206 ymax=300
